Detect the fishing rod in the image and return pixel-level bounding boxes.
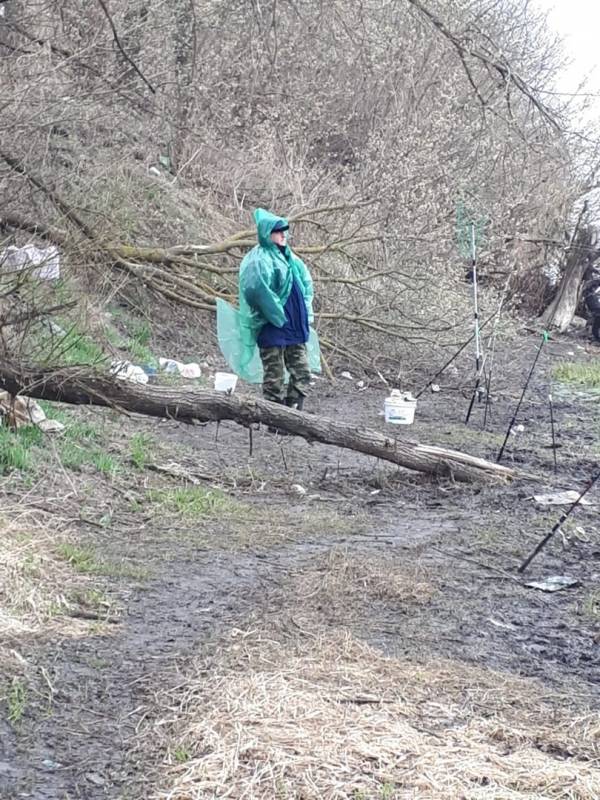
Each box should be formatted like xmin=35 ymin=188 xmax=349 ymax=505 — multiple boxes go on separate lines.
xmin=415 ymin=311 xmax=496 ymax=399
xmin=518 ymin=468 xmax=600 ymax=573
xmin=496 ymin=330 xmax=549 ymax=463
xmin=483 ymin=271 xmax=513 ymax=429
xmin=548 ymin=392 xmax=558 ymax=474
xmin=465 ymin=223 xmax=484 ymax=424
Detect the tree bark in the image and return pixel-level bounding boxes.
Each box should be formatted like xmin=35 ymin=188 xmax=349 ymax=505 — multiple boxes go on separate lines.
xmin=0 ymin=363 xmax=519 ymax=484
xmin=542 ymin=219 xmax=596 ymax=332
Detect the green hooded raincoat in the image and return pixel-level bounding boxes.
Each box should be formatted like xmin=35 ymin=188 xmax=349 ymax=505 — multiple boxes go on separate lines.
xmin=216 ymin=209 xmax=321 ymax=383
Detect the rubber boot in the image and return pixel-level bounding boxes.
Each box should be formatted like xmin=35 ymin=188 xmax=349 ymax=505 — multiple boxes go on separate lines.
xmin=285 ymin=395 xmax=305 ymax=411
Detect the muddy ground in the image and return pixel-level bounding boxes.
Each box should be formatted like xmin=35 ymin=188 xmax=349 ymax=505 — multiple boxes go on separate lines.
xmin=1 ymin=328 xmax=599 ymax=799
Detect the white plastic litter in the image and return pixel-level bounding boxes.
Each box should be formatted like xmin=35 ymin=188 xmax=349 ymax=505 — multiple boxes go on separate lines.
xmin=533 ymin=491 xmax=593 ymax=506
xmin=340 ymin=371 xmax=354 ymax=380
xmin=0 ymin=244 xmax=60 ymax=280
xmin=158 ymin=358 xmax=202 ymax=379
xmin=214 ymin=372 xmax=238 ymax=393
xmin=525 ymin=576 xmax=580 ymax=593
xmin=111 ymin=361 xmax=149 ymax=385
xmin=431 ymin=383 xmax=441 ymax=393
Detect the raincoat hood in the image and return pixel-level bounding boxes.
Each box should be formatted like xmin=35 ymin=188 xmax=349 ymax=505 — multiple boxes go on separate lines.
xmin=254 ymin=208 xmax=289 ymax=248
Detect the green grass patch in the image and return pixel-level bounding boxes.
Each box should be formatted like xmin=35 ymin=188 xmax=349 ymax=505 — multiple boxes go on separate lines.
xmin=7 ymin=677 xmax=27 ymax=725
xmin=35 ymin=325 xmax=107 ymax=367
xmin=0 ymin=425 xmax=43 ymax=474
xmin=553 ymin=361 xmax=600 ymax=389
xmin=55 ymin=417 xmax=120 ymax=474
xmin=57 ymin=543 xmax=150 ymax=580
xmin=130 ymin=432 xmax=154 ymax=470
xmin=129 ymin=319 xmax=152 ymax=347
xmin=36 ymin=401 xmax=69 ymax=425
xmin=59 ymin=440 xmax=118 ymax=474
xmin=106 ymin=314 xmax=157 ymax=367
xmin=172 ymin=745 xmax=193 ymax=764
xmin=148 ymin=486 xmax=237 ymax=518
xmin=581 ymin=590 xmax=600 ymax=622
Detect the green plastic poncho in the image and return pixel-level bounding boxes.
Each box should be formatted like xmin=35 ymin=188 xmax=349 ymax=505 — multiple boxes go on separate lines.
xmin=217 ymin=208 xmax=321 ymax=383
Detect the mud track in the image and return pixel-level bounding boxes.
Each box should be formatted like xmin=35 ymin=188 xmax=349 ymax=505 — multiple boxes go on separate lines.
xmin=1 ymin=331 xmax=599 ymax=798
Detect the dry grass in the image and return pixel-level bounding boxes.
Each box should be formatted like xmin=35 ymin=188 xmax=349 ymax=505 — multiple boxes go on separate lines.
xmin=0 ymin=508 xmax=114 ymax=639
xmin=149 ymin=630 xmax=600 ymax=799
xmin=146 ymin=555 xmax=599 ymax=800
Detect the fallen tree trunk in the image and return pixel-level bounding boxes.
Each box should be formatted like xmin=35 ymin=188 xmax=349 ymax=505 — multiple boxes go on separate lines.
xmin=0 ymin=363 xmax=518 ymax=483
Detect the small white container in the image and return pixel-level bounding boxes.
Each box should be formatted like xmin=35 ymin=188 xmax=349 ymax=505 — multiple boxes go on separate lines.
xmin=214 ymin=371 xmax=238 ymax=393
xmin=384 ymin=389 xmax=417 ymax=425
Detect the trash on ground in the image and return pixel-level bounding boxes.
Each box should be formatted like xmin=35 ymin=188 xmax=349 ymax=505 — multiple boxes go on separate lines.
xmin=431 ymin=383 xmax=441 ymax=393
xmin=384 ymin=389 xmax=417 ymax=425
xmin=0 ymin=244 xmax=60 ymax=280
xmin=214 ymin=371 xmax=238 ymax=393
xmin=290 ymin=484 xmax=307 ymax=497
xmin=510 ymin=424 xmax=525 ymax=435
xmin=340 ymin=371 xmax=354 ymax=380
xmin=158 ymin=358 xmax=202 ymax=379
xmin=111 ymin=361 xmax=149 ymax=385
xmin=532 ymin=491 xmax=593 ymax=506
xmin=0 ymin=391 xmax=65 ymax=432
xmin=487 ymin=617 xmax=517 ymax=631
xmin=37 ymin=419 xmax=65 ymax=434
xmin=146 ymin=461 xmax=209 ymax=484
xmin=524 ymin=575 xmax=580 ymax=593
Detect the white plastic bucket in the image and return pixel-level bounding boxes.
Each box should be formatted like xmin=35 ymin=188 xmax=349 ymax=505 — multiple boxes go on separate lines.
xmin=384 ymin=390 xmax=417 ymax=425
xmin=214 ymin=371 xmax=238 ymax=393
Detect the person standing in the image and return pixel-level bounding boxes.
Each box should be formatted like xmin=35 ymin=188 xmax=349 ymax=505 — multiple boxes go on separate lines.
xmin=238 ymin=208 xmax=314 ymax=409
xmin=583 ymin=263 xmax=600 ymax=342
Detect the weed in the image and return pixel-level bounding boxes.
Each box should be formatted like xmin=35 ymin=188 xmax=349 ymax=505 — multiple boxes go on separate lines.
xmin=37 ymin=401 xmax=69 ymax=424
xmin=553 ymin=361 xmax=600 ymax=389
xmin=581 ymin=590 xmax=600 ymax=621
xmin=7 ymin=678 xmax=27 ymax=725
xmin=65 ymin=420 xmax=102 ymax=442
xmin=0 ymin=425 xmax=42 ymax=473
xmin=173 ymin=745 xmax=192 ymax=764
xmin=71 ymin=587 xmax=111 ymax=610
xmin=129 ymin=319 xmax=152 ymax=347
xmin=108 ymin=317 xmax=156 ymax=365
xmin=128 ymin=341 xmax=156 ymax=366
xmin=37 ymin=326 xmax=107 ymax=367
xmin=87 ymin=657 xmax=110 ymax=670
xmin=130 ymin=432 xmax=154 ymax=470
xmin=90 ymin=451 xmax=119 ymax=475
xmin=59 ymin=430 xmax=119 ymax=474
xmin=148 ymin=486 xmax=237 ymax=518
xmin=57 ymin=543 xmax=150 ymax=580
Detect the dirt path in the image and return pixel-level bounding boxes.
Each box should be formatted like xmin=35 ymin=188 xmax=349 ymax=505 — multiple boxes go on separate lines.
xmin=1 ymin=330 xmax=599 ymax=798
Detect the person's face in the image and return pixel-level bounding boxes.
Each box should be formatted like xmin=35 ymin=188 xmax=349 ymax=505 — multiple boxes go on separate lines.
xmin=270 ymin=228 xmax=287 ymax=246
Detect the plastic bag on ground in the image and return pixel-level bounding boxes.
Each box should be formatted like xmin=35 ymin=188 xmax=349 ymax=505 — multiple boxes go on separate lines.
xmin=158 ymin=358 xmax=202 ymax=379
xmin=0 ymin=390 xmax=64 ymax=432
xmin=111 ymin=361 xmax=149 ymax=385
xmin=0 ymin=245 xmax=60 ymax=280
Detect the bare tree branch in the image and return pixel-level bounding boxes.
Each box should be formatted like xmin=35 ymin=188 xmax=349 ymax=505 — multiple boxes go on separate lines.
xmin=95 ymin=0 xmax=156 ymax=94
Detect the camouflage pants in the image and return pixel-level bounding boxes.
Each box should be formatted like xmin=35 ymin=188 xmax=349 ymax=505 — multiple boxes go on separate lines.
xmin=259 ymin=344 xmax=311 ymax=403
